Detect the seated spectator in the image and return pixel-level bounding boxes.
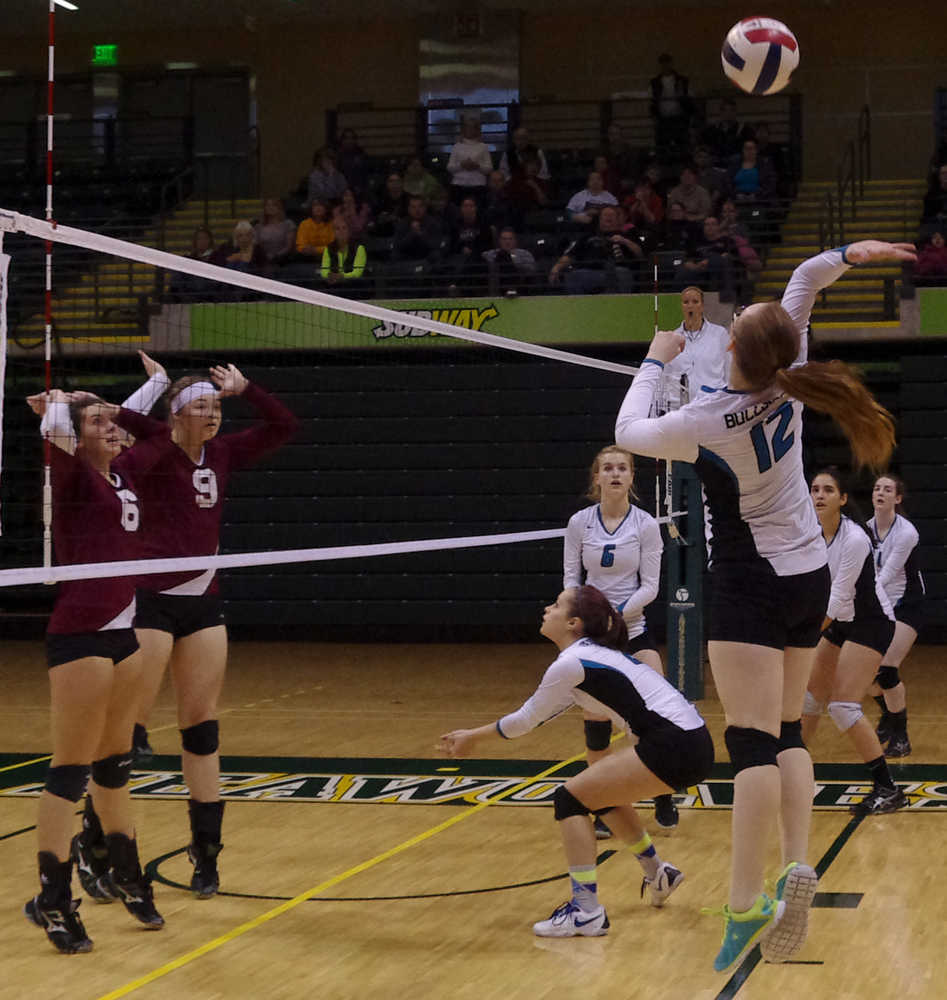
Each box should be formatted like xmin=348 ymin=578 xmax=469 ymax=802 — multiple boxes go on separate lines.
xmin=718 ymin=197 xmax=750 ymax=241
xmin=220 ymin=221 xmax=267 ymax=272
xmin=404 ymin=156 xmax=446 ymax=211
xmin=168 ymin=225 xmax=218 ymax=301
xmin=593 ymin=154 xmax=622 ymax=199
xmin=749 ymin=122 xmax=786 ymax=187
xmin=447 ymin=196 xmax=492 ymax=293
xmin=499 ymin=126 xmax=551 ymax=183
xmin=334 ymin=128 xmax=368 ymax=196
xmin=508 ymin=153 xmax=550 ymax=216
xmin=320 ymin=217 xmax=369 ymax=295
xmin=566 ymin=171 xmax=619 ymax=224
xmin=371 ymin=172 xmax=410 ymax=237
xmin=702 ymin=97 xmax=746 ymax=163
xmin=694 ymin=145 xmax=732 ymax=205
xmin=642 ymin=157 xmax=673 ymax=204
xmin=623 ymin=178 xmax=665 ymax=228
xmin=393 ymin=195 xmax=444 ymax=263
xmin=914 ymin=229 xmax=947 ymax=284
xmin=307 ymin=148 xmax=349 ymax=205
xmin=296 ymin=199 xmax=335 ymax=257
xmin=601 ymin=121 xmax=640 ymax=186
xmin=254 ymin=197 xmax=296 ymax=268
xmin=728 ymin=139 xmax=777 ymax=203
xmin=482 ymin=169 xmax=517 ymax=234
xmin=549 ymin=204 xmax=642 ymax=294
xmin=675 ymin=215 xmax=748 ymax=300
xmin=333 ymin=188 xmax=372 ymax=241
xmin=922 ymin=164 xmax=947 ymax=224
xmin=667 ymin=165 xmax=712 ymax=223
xmin=483 ymin=227 xmax=537 ymax=295
xmin=447 ymin=116 xmax=493 ymax=204
xmin=660 ymin=201 xmax=701 ymax=256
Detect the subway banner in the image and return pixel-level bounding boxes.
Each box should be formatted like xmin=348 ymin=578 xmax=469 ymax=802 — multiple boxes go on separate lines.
xmin=183 ymin=293 xmax=684 ymax=351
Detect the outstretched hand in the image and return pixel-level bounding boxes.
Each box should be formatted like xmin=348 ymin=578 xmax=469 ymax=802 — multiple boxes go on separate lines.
xmin=138 ymin=350 xmax=167 ymax=380
xmin=438 ymin=729 xmax=478 ymax=758
xmin=845 ymin=240 xmax=917 ymax=266
xmin=210 ymin=363 xmax=248 ymax=397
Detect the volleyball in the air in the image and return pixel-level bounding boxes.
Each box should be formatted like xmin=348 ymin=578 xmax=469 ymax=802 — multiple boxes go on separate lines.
xmin=721 ymin=17 xmax=799 ymax=95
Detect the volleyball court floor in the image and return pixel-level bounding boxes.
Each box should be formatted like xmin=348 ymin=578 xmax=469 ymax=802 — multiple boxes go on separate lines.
xmin=0 ymin=638 xmax=945 ymax=1000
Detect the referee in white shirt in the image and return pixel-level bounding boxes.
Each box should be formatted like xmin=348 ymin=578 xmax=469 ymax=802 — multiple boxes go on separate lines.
xmin=662 ymin=286 xmax=731 ymax=407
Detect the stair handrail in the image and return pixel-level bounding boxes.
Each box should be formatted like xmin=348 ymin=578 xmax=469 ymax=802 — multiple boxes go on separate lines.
xmin=818 ymin=188 xmax=837 ymax=249
xmin=836 ymin=104 xmax=871 ymax=232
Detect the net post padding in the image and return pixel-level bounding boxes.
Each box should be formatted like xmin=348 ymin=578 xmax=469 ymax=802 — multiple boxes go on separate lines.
xmin=0 ymin=209 xmax=641 ymax=380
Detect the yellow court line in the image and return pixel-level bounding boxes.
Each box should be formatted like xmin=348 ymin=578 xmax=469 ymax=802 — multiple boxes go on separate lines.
xmin=96 ymin=747 xmax=595 ymax=1000
xmin=0 ymin=755 xmax=51 ymax=774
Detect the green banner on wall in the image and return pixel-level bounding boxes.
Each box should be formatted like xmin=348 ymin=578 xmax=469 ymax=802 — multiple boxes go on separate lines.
xmin=189 ymin=293 xmax=684 ymax=351
xmin=919 ymin=288 xmax=947 ymax=336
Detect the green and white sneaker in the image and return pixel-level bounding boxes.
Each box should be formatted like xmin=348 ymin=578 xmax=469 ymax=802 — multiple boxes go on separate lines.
xmin=760 ymin=862 xmax=818 ymax=963
xmin=706 ymin=892 xmax=784 ymax=972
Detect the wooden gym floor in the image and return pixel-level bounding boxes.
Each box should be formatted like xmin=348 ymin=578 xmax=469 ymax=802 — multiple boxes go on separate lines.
xmin=0 ymin=639 xmax=945 ymax=1000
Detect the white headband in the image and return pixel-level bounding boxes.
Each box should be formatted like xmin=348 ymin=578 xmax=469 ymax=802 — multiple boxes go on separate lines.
xmin=171 ymin=381 xmax=218 ymax=415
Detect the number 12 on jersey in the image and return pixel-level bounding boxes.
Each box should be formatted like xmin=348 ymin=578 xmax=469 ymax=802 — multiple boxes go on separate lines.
xmin=750 ymin=400 xmax=794 ymax=473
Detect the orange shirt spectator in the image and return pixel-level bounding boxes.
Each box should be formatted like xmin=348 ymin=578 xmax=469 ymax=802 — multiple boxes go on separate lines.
xmin=296 ymin=200 xmax=335 ymax=257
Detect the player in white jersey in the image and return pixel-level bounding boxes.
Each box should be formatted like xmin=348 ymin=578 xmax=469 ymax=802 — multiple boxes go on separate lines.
xmin=867 ymin=475 xmax=925 ymax=757
xmin=563 ymin=445 xmax=678 ymax=831
xmin=614 ymin=238 xmax=914 ymax=972
xmin=439 ymin=585 xmax=713 ymax=938
xmin=801 ymin=469 xmax=906 ymax=815
xmin=660 ymin=285 xmax=731 ymax=409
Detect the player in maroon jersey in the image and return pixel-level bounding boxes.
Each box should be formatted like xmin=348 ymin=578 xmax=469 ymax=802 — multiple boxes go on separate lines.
xmin=124 ymin=362 xmax=296 ymax=897
xmin=23 ymin=389 xmax=168 ymax=954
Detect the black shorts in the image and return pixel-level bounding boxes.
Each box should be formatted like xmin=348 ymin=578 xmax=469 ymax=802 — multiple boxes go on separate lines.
xmin=625 ymin=630 xmax=658 ymax=656
xmin=708 ymin=563 xmax=831 ymax=650
xmin=636 ymin=724 xmax=715 ymax=791
xmin=822 ymin=617 xmax=896 ymax=657
xmin=133 ymin=589 xmax=226 ymax=639
xmin=894 ymin=601 xmax=924 ymax=634
xmin=46 ymin=628 xmax=139 ymax=670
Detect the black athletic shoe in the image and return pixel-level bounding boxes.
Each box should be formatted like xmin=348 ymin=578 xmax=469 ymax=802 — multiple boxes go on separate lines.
xmin=106 ymin=873 xmax=165 ymax=928
xmin=875 ymin=713 xmax=893 ymax=746
xmin=24 ymin=896 xmax=93 ymax=954
xmin=850 ymin=784 xmax=909 ymax=816
xmin=71 ymin=835 xmax=115 ymax=904
xmin=654 ymin=795 xmax=679 ymax=830
xmin=187 ymin=841 xmax=222 ymax=898
xmin=593 ymin=816 xmax=612 ymax=840
xmin=885 ymin=735 xmax=912 ymax=759
xmin=132 ymin=724 xmax=154 ymax=763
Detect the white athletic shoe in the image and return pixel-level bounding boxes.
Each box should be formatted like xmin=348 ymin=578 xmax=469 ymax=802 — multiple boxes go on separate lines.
xmin=760 ymin=863 xmax=819 ymax=963
xmin=532 ymin=900 xmax=610 ymax=937
xmin=640 ymin=861 xmax=684 ymax=907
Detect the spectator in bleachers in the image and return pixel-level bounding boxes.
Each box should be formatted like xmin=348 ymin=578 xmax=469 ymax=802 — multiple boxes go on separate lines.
xmin=913 ymin=229 xmax=947 ymax=284
xmin=508 ymin=154 xmax=550 ymax=216
xmin=749 ymin=122 xmax=786 ymax=186
xmin=220 ymin=220 xmax=268 ymax=281
xmin=661 ymin=201 xmax=700 ymax=256
xmin=482 ymin=169 xmax=517 ymax=235
xmin=307 ymin=148 xmax=349 ymax=206
xmin=567 ymin=171 xmax=619 ymax=225
xmin=333 ymin=188 xmax=372 ymax=241
xmin=447 ymin=196 xmax=493 ymax=294
xmin=694 ymin=145 xmax=732 ymax=206
xmin=483 ymin=227 xmax=538 ymax=295
xmin=499 ymin=126 xmax=551 ymax=183
xmin=296 ymin=199 xmax=335 ymax=258
xmin=728 ymin=139 xmax=777 ymax=204
xmin=393 ymin=195 xmax=444 ymax=265
xmin=593 ymin=154 xmax=622 ymax=199
xmin=549 ymin=204 xmax=642 ymax=294
xmin=320 ymin=217 xmax=368 ymax=294
xmin=702 ymin=97 xmax=746 ymax=162
xmin=674 ymin=215 xmax=745 ymax=300
xmin=371 ymin=172 xmax=410 ymax=237
xmin=718 ymin=197 xmax=750 ymax=241
xmin=254 ymin=198 xmax=296 ymax=268
xmin=623 ymin=177 xmax=665 ymax=228
xmin=602 ymin=121 xmax=640 ymax=186
xmin=404 ymin=156 xmax=446 ymax=211
xmin=334 ymin=128 xmax=369 ymax=196
xmin=642 ymin=157 xmax=673 ymax=204
xmin=447 ymin=117 xmax=493 ymax=205
xmin=167 ymin=225 xmax=218 ymax=302
xmin=650 ymin=53 xmax=692 ymax=154
xmin=667 ymin=165 xmax=712 ymax=224
xmin=922 ymin=164 xmax=947 ymax=224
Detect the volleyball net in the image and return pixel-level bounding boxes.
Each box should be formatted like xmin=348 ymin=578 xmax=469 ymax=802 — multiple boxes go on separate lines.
xmin=0 ymin=209 xmax=709 ymax=640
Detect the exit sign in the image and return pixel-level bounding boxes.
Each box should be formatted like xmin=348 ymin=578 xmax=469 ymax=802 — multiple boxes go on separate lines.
xmin=91 ymin=44 xmax=118 ymax=66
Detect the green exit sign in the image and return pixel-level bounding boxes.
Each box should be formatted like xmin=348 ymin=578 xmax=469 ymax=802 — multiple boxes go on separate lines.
xmin=91 ymin=44 xmax=118 ymax=67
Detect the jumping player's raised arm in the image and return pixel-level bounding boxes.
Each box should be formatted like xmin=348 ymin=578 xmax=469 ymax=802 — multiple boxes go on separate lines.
xmin=122 ymin=351 xmax=171 ymax=415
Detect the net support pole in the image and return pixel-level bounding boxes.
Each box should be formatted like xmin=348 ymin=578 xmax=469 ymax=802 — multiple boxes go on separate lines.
xmin=42 ymin=0 xmax=56 ymax=570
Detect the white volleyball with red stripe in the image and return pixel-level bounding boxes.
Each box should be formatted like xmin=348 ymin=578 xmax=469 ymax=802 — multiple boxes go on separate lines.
xmin=721 ymin=17 xmax=799 ymax=95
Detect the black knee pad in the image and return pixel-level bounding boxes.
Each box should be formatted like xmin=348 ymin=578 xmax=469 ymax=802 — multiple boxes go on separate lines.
xmin=876 ymin=665 xmax=900 ymax=690
xmin=553 ymin=784 xmax=591 ymax=821
xmin=91 ymin=751 xmax=133 ymax=789
xmin=45 ymin=764 xmax=91 ymax=803
xmin=583 ymin=720 xmax=612 ymax=752
xmin=181 ymin=719 xmax=219 ymax=756
xmin=724 ymin=726 xmax=779 ymax=775
xmin=778 ymin=719 xmax=806 ymax=753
